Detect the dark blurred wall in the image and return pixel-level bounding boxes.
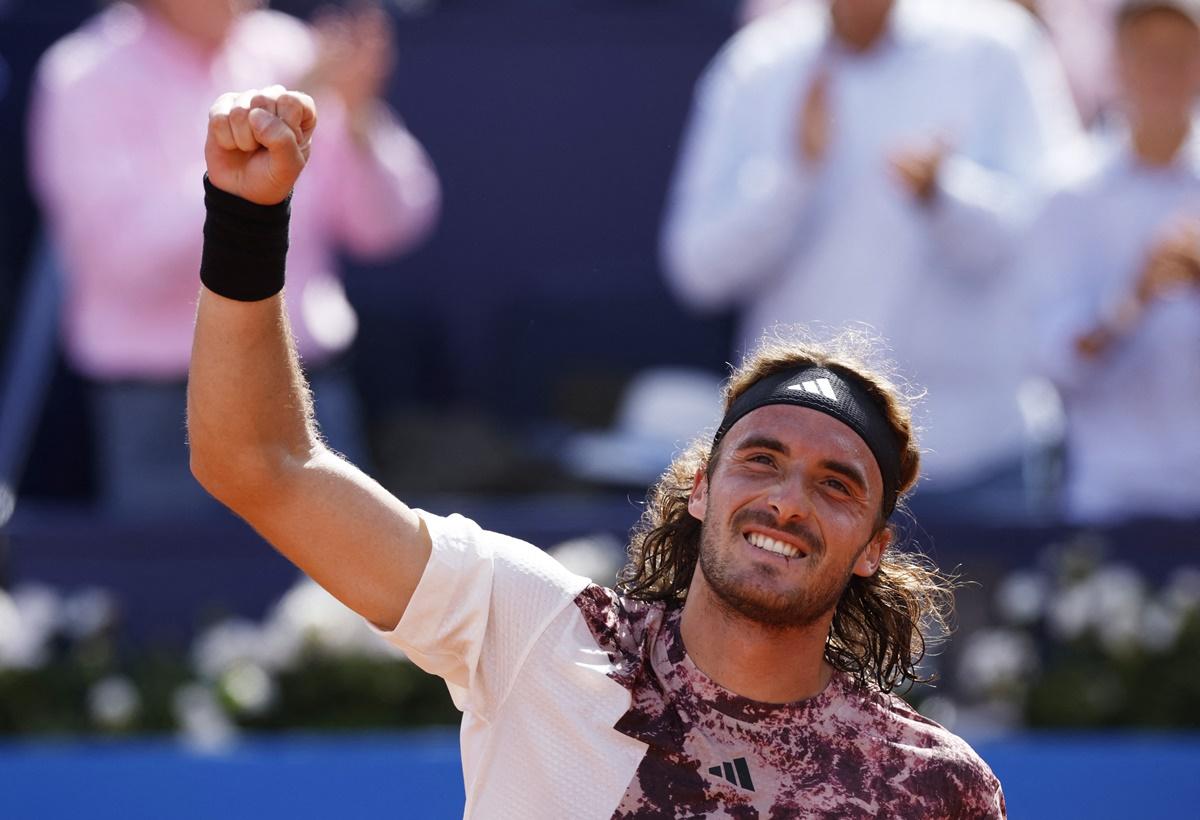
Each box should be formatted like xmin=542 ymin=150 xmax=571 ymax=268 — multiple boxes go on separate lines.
xmin=345 ymin=0 xmax=737 ymax=423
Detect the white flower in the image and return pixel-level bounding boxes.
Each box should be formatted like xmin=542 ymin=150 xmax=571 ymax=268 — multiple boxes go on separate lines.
xmin=1089 ymin=566 xmax=1147 ymax=653
xmin=1163 ymin=567 xmax=1200 ymax=616
xmin=62 ymin=588 xmax=116 ymax=641
xmin=1048 ymin=565 xmax=1148 ymax=652
xmin=0 ymin=590 xmax=30 ymax=669
xmin=192 ymin=618 xmax=272 ymax=680
xmin=88 ymin=676 xmax=140 ymax=729
xmin=956 ymin=628 xmax=1038 ymax=698
xmin=1138 ymin=602 xmax=1182 ymax=653
xmin=548 ymin=534 xmax=624 ymax=585
xmin=0 ymin=585 xmax=58 ymax=669
xmin=266 ymin=577 xmax=402 ymax=662
xmin=173 ymin=682 xmax=237 ymax=753
xmin=995 ymin=570 xmax=1048 ymax=625
xmin=220 ymin=661 xmax=277 ymax=716
xmin=1047 ymin=582 xmax=1091 ymax=641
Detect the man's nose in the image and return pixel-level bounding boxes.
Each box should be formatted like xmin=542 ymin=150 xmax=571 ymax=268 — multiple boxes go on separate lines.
xmin=767 ymin=472 xmax=813 ymax=522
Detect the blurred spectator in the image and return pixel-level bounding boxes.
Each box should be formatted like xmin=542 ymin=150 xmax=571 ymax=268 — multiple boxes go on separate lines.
xmin=661 ymin=0 xmax=1079 ymax=513
xmin=28 ymin=1 xmax=439 ymax=517
xmin=1013 ymin=0 xmax=1120 ymax=127
xmin=1026 ymin=0 xmax=1200 ymax=523
xmin=744 ymin=0 xmax=1118 ymax=127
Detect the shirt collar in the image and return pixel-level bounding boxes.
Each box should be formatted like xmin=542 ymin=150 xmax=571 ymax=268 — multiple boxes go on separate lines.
xmin=1109 ymin=120 xmax=1200 ymax=179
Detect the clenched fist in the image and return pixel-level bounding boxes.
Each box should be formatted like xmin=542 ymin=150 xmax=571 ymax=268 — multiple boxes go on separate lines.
xmin=206 ymin=86 xmax=318 ymax=205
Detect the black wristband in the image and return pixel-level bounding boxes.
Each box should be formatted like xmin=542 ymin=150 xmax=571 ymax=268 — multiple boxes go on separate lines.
xmin=200 ymin=175 xmax=292 ymax=302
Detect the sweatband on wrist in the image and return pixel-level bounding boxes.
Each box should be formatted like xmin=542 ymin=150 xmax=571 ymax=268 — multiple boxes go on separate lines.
xmin=200 ymin=175 xmax=291 ymax=301
xmin=711 ymin=366 xmax=904 ymax=516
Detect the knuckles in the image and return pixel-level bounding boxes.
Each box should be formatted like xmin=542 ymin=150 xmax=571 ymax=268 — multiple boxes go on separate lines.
xmin=208 ymin=87 xmax=318 ymax=146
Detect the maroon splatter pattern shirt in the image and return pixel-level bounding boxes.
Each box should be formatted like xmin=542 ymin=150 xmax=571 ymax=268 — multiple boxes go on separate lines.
xmin=575 ymin=585 xmax=1007 ymax=819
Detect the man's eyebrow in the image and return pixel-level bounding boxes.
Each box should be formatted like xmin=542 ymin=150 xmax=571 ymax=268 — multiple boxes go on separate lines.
xmin=821 ymin=459 xmax=869 ymax=493
xmin=732 ymin=435 xmax=789 ymax=455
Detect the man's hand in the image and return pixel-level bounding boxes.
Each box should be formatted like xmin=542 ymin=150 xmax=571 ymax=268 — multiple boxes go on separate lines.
xmin=1073 ymin=222 xmax=1200 ymax=359
xmin=890 ymin=138 xmax=949 ymax=205
xmin=205 ymin=86 xmax=318 ymax=205
xmin=1135 ymin=223 xmax=1200 ymax=303
xmin=797 ymin=69 xmax=832 ymax=167
xmin=307 ymin=4 xmax=396 ymax=125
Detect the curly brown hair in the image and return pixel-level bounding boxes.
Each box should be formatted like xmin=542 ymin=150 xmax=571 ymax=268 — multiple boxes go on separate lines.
xmin=617 ymin=328 xmax=956 ymax=693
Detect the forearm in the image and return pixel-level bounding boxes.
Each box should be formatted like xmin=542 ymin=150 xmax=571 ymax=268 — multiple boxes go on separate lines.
xmin=188 ymin=290 xmax=320 ymax=504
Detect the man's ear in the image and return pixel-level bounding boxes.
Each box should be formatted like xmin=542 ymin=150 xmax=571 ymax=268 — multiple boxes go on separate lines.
xmin=687 ymin=467 xmax=708 ymax=522
xmin=853 ymin=524 xmax=892 ymax=578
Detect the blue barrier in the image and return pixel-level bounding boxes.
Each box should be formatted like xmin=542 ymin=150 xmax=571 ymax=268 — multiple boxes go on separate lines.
xmin=980 ymin=734 xmax=1200 ymax=819
xmin=0 ymin=730 xmax=465 ymax=820
xmin=2 ymin=731 xmax=1197 ymax=819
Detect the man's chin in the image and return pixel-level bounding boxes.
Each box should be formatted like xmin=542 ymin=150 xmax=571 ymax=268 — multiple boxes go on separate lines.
xmin=708 ymin=582 xmax=830 ymax=630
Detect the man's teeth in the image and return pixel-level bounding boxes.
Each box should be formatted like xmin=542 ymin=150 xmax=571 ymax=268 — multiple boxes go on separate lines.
xmin=746 ymin=532 xmax=802 ymax=558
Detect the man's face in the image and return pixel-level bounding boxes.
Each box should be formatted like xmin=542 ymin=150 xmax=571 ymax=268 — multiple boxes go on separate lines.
xmin=829 ymin=0 xmax=895 ymax=48
xmin=143 ymin=0 xmax=256 ymax=49
xmin=1117 ymin=9 xmax=1200 ymax=121
xmin=687 ymin=405 xmax=890 ymax=629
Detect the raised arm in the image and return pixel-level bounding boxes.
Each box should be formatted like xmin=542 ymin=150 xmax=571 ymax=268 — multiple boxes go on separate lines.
xmin=187 ymin=86 xmax=430 ymax=630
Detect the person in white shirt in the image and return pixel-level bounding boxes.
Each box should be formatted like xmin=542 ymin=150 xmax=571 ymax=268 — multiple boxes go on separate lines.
xmin=1027 ymin=0 xmax=1200 ymax=523
xmin=661 ymin=0 xmax=1079 ymax=510
xmin=187 ymin=88 xmax=1005 ymax=817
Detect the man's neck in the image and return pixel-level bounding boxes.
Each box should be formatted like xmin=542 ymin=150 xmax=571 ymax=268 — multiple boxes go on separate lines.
xmin=1131 ymin=114 xmax=1192 ymax=167
xmin=830 ymin=9 xmax=891 ymax=54
xmin=678 ymin=580 xmax=834 ymax=704
xmin=142 ymin=4 xmax=229 ymax=58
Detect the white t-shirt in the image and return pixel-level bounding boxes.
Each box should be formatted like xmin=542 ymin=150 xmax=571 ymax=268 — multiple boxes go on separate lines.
xmin=380 ymin=512 xmax=1006 ymax=818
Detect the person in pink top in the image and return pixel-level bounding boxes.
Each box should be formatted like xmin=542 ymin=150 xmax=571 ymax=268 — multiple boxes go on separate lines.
xmin=28 ymin=0 xmax=439 ymax=517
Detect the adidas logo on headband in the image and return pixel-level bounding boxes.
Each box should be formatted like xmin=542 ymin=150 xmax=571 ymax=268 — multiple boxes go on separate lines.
xmin=788 ymin=378 xmax=837 ymax=401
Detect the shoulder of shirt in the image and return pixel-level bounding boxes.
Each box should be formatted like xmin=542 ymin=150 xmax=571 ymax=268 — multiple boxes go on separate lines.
xmin=706 ymin=2 xmax=826 ymax=87
xmin=839 ymin=676 xmax=998 ymax=774
xmin=35 ymin=3 xmax=146 ymax=93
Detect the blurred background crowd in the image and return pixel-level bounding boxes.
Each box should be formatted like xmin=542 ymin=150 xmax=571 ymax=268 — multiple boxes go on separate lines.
xmin=0 ymin=0 xmax=1198 ymax=787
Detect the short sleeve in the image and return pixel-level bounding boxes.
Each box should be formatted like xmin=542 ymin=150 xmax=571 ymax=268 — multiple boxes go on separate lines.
xmin=376 ymin=511 xmax=590 ymax=717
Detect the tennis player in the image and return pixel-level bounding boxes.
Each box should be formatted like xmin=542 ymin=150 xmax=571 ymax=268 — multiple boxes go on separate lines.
xmin=189 ymin=86 xmax=1005 ymax=818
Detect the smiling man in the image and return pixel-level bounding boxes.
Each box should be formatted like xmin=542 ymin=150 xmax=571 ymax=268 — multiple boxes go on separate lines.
xmin=188 ymin=87 xmax=1005 ymax=819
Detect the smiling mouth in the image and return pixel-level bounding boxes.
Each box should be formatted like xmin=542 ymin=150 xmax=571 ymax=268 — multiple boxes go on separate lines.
xmin=745 ymin=531 xmax=807 ymax=559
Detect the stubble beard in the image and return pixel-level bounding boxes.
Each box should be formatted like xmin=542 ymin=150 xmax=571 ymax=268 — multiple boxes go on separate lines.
xmin=696 ymin=511 xmax=862 ymax=630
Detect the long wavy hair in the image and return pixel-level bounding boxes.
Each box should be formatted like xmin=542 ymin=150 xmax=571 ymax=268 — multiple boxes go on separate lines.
xmin=617 ymin=328 xmax=957 ymax=693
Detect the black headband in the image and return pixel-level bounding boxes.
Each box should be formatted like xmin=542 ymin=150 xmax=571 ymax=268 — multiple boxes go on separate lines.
xmin=711 ymin=366 xmax=904 ymax=516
